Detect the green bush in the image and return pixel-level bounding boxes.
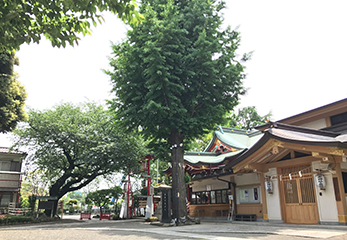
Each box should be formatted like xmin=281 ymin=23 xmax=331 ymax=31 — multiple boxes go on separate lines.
xmin=28 ymin=195 xmax=37 ymax=212
xmin=69 ymin=206 xmax=74 ymax=214
xmin=0 ymin=215 xmax=32 ymax=225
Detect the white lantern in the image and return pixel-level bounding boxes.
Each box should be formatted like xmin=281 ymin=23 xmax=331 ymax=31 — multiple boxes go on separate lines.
xmin=265 ymin=179 xmax=273 ymax=194
xmin=315 ymin=173 xmax=326 ymax=190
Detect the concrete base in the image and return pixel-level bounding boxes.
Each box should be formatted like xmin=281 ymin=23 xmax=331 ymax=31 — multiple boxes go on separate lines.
xmin=319 ymin=221 xmax=347 ymax=225
xmin=268 ymin=220 xmax=285 ymax=224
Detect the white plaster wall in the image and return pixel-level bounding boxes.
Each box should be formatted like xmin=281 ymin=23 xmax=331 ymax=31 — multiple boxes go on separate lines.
xmin=192 ymin=178 xmax=229 ymax=192
xmin=265 ymin=168 xmax=282 ymax=220
xmin=218 ymin=174 xmax=232 ymax=181
xmin=314 ymin=173 xmax=338 ymax=222
xmin=300 ymin=118 xmax=327 ymax=129
xmin=234 ymin=173 xmax=260 ymax=185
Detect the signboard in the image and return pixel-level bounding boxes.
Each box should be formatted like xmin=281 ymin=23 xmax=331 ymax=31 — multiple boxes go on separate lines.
xmin=161 ymin=189 xmax=171 ymax=223
xmin=37 ymin=196 xmax=58 ymax=200
xmin=38 ymin=201 xmax=54 ymax=210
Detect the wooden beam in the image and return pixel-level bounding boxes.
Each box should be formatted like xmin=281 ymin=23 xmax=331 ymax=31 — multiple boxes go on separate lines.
xmin=272 ymin=146 xmax=279 ymax=155
xmin=311 ymin=152 xmax=335 ymax=163
xmin=248 ymin=163 xmax=267 ymax=173
xmin=263 ymin=156 xmax=314 ymax=170
xmin=233 ymin=140 xmax=276 ymax=173
xmin=233 ymin=138 xmax=347 ymax=173
xmin=267 ymin=149 xmax=290 ymax=163
xmin=279 ymin=142 xmax=346 ymax=157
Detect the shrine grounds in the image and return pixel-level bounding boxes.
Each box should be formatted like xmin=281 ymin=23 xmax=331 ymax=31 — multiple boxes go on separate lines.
xmin=0 ymin=215 xmax=346 ymax=240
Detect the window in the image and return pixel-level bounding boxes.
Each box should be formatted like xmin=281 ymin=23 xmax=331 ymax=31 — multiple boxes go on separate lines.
xmin=330 ymin=112 xmax=347 ymax=126
xmin=239 ymin=186 xmax=261 ymax=204
xmin=210 ymin=191 xmax=216 ymax=204
xmin=10 ymin=161 xmax=21 ymax=172
xmin=0 ymin=194 xmax=11 ymax=207
xmin=191 ymin=189 xmax=230 ymax=205
xmin=342 ymin=172 xmax=347 ymax=194
xmin=222 ymin=190 xmax=227 ymax=204
xmin=196 ymin=192 xmax=202 ymax=204
xmin=191 ymin=193 xmax=196 ymax=204
xmin=0 ymin=161 xmax=20 ymax=172
xmin=0 ymin=161 xmax=11 ymax=171
xmin=216 ymin=190 xmax=221 ymax=203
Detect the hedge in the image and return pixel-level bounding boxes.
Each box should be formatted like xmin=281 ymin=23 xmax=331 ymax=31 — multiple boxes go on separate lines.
xmin=0 ymin=215 xmax=32 ymax=225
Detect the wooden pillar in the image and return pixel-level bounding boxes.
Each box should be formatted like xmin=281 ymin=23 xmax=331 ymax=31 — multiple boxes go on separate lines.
xmin=335 ymin=162 xmax=347 ymax=224
xmin=259 ymin=173 xmax=268 ymax=221
xmin=230 ymin=176 xmax=236 ymax=214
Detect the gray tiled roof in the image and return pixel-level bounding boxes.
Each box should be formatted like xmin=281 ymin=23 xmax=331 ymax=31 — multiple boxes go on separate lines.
xmin=0 ymin=147 xmax=27 ymax=155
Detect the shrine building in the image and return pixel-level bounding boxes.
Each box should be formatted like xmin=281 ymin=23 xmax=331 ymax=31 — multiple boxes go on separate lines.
xmin=167 ymin=98 xmax=347 ymax=225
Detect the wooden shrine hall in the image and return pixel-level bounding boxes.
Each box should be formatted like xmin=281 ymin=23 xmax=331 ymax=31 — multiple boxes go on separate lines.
xmin=166 ymin=98 xmax=347 ymax=225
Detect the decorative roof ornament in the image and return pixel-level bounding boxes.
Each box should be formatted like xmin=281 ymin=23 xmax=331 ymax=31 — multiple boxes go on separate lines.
xmin=216 ymin=125 xmax=224 ymax=134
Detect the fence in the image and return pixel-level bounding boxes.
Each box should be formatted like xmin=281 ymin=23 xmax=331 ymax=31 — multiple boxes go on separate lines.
xmin=80 ymin=212 xmax=91 ymax=220
xmin=100 ymin=212 xmax=111 ymax=220
xmin=0 ymin=207 xmax=32 ymax=216
xmin=8 ymin=208 xmax=31 ymax=216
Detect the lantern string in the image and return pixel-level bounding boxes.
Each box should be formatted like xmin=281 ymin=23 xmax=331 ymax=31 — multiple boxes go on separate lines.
xmin=265 ymin=166 xmax=314 ymax=181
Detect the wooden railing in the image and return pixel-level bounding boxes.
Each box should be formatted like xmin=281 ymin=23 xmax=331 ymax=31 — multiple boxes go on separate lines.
xmin=8 ymin=208 xmax=31 ymax=216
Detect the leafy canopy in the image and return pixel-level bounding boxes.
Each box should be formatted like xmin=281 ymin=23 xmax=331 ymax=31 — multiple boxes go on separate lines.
xmin=107 ymin=0 xmax=248 ymax=151
xmin=228 ymin=106 xmax=272 ymax=130
xmin=0 ymin=51 xmax=27 ymax=133
xmin=85 ymin=186 xmax=123 ymax=208
xmin=66 ymin=199 xmax=78 ymax=206
xmin=1 ymin=0 xmax=144 ymax=51
xmin=13 ymin=102 xmax=146 ymax=199
xmin=107 ymin=0 xmax=249 ymax=218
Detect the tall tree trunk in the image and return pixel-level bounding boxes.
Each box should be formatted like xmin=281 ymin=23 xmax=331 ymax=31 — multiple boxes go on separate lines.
xmin=49 ymin=188 xmax=63 ymax=216
xmin=44 ymin=199 xmax=58 ymax=217
xmin=170 ymin=131 xmax=187 ymax=222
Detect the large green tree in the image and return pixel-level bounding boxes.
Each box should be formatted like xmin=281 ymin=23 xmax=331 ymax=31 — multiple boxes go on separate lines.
xmin=107 ymin=0 xmax=249 ymax=220
xmin=85 ymin=187 xmax=122 ymax=212
xmin=13 ymin=102 xmax=146 ymax=214
xmin=1 ymin=0 xmax=143 ymax=52
xmin=228 ymin=106 xmax=272 ymax=130
xmin=0 ymin=51 xmax=27 ymax=133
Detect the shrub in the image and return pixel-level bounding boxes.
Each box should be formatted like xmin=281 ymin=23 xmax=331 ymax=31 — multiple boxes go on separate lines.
xmin=0 ymin=215 xmax=32 ymax=225
xmin=28 ymin=195 xmax=37 ymax=212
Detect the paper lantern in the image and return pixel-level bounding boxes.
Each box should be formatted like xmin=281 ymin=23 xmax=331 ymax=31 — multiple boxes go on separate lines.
xmin=265 ymin=178 xmax=273 ymax=194
xmin=315 ymin=173 xmax=326 ymax=190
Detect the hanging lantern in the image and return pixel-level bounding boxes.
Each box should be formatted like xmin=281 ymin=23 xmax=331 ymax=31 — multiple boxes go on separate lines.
xmin=315 ymin=173 xmax=326 ymax=190
xmin=265 ymin=178 xmax=273 ymax=194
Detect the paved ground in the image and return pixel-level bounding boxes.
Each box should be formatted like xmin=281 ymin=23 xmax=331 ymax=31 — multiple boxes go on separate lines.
xmin=1 ymin=215 xmax=346 ymax=240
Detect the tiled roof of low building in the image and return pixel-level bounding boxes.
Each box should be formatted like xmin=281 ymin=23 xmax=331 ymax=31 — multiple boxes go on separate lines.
xmin=0 ymin=147 xmax=27 ymax=155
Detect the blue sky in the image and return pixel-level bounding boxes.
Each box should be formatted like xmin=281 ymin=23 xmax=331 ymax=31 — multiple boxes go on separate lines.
xmin=1 ymin=0 xmax=347 ymax=147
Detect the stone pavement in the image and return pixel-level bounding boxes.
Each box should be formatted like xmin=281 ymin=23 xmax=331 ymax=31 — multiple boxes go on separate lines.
xmin=2 ymin=215 xmax=347 ymax=239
